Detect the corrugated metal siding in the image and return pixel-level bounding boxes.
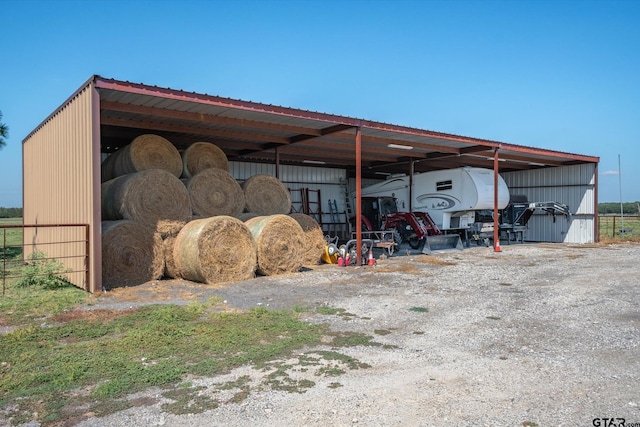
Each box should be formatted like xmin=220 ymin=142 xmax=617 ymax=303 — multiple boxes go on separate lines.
xmin=502 ymin=163 xmax=596 ymax=243
xmin=23 ymin=84 xmax=98 ymax=290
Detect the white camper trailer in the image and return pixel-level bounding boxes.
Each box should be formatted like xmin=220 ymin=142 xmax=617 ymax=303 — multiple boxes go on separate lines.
xmin=360 ymin=167 xmax=510 ymax=230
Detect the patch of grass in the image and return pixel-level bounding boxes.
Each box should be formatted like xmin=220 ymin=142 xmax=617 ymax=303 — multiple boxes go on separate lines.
xmin=498 ymin=282 xmax=512 ymax=286
xmin=264 ymin=364 xmax=316 ymax=393
xmin=413 ymin=331 xmax=425 ymax=335
xmin=161 ymin=386 xmax=219 ymax=415
xmin=522 ymin=421 xmax=539 ymax=427
xmin=0 ymin=282 xmax=92 ymax=326
xmin=310 ymin=350 xmax=371 ymax=370
xmin=408 ymin=306 xmax=429 ymax=313
xmin=0 ymin=303 xmax=330 ymax=424
xmin=328 ymin=382 xmax=343 ymax=389
xmin=486 ymin=316 xmax=501 ymax=320
xmin=0 ymin=299 xmax=387 ymax=425
xmin=15 ymin=251 xmax=73 ymax=290
xmin=374 ymin=329 xmax=392 ymax=335
xmin=328 ymin=331 xmax=380 ymax=348
xmin=315 ymin=306 xmax=357 ymax=320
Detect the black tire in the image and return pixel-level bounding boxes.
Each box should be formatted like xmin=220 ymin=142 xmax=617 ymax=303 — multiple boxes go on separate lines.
xmin=408 ymin=236 xmax=421 ymax=249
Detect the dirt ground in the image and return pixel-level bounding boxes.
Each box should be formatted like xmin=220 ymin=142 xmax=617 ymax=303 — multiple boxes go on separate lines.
xmin=77 ymin=242 xmax=640 ymax=427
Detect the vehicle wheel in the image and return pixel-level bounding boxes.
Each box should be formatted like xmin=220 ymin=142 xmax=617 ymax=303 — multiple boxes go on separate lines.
xmin=408 ymin=236 xmax=421 ymax=249
xmin=392 ymin=229 xmax=402 ymax=246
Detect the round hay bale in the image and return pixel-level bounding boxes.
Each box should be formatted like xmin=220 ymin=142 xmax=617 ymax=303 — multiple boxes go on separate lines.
xmin=182 ymin=142 xmax=229 ymax=178
xmin=289 ymin=213 xmax=326 ymax=265
xmin=155 ymin=220 xmax=187 ymax=239
xmin=186 ymin=168 xmax=245 ymax=218
xmin=101 ymin=153 xmax=117 ymax=182
xmin=236 ymin=212 xmax=259 ymax=222
xmin=162 ymin=234 xmax=181 ymax=279
xmin=242 ymin=174 xmax=291 ymax=215
xmin=173 ymin=216 xmax=257 ymax=285
xmin=101 ymin=169 xmax=192 ymax=232
xmin=101 ymin=220 xmax=164 ymax=289
xmin=113 ymin=134 xmax=182 ymax=178
xmin=245 ymin=215 xmax=304 ymax=276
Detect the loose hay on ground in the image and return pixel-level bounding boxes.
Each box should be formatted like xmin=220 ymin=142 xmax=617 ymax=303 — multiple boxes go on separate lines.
xmin=101 ymin=220 xmax=164 ymax=289
xmin=173 ymin=216 xmax=257 ymax=285
xmin=245 ymin=215 xmax=305 ymax=276
xmin=242 ymin=174 xmax=291 ymax=215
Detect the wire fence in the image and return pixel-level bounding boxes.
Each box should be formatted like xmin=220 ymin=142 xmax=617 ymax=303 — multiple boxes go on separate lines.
xmin=599 ymin=215 xmax=639 ymax=239
xmin=1 ymin=223 xmax=90 ymax=296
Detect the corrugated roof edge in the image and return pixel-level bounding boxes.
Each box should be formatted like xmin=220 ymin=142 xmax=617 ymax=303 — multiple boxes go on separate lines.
xmin=23 ymin=75 xmax=98 ymax=143
xmin=25 ymin=75 xmax=599 ymax=164
xmin=91 ymin=76 xmax=599 ymax=163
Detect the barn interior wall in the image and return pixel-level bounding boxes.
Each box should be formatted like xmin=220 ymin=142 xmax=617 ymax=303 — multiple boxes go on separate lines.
xmin=501 ymin=163 xmax=597 ymax=243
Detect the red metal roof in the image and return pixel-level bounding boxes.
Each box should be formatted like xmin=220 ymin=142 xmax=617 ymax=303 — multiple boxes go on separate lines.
xmin=89 ymin=75 xmax=599 ymax=177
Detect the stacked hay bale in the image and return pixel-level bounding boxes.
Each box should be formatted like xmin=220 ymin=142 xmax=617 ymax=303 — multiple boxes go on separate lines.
xmin=242 ymin=174 xmax=291 ymax=215
xmin=101 ymin=220 xmax=164 ymax=289
xmin=173 ymin=216 xmax=257 ymax=284
xmin=244 ymin=215 xmax=304 ymax=276
xmin=101 ymin=135 xmax=309 ymax=287
xmin=289 ymin=213 xmax=326 ymax=265
xmin=101 ymin=168 xmax=192 ymax=238
xmin=185 ymin=168 xmax=245 ymax=218
xmin=101 ymin=134 xmax=182 ymax=182
xmin=181 ymin=141 xmax=229 ymax=178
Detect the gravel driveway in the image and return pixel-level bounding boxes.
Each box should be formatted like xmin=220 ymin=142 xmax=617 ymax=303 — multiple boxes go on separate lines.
xmin=78 ymin=242 xmax=640 ymax=427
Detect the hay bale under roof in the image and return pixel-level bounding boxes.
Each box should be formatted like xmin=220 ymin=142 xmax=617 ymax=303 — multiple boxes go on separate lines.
xmin=173 ymin=216 xmax=257 ymax=285
xmin=242 ymin=174 xmax=291 ymax=215
xmin=289 ymin=213 xmax=326 ymax=266
xmin=101 ymin=220 xmax=164 ymax=289
xmin=186 ymin=168 xmax=245 ymax=218
xmin=181 ymin=141 xmax=229 ymax=178
xmin=101 ymin=152 xmax=118 ymax=182
xmin=245 ymin=215 xmax=304 ymax=276
xmin=101 ymin=169 xmax=192 ymax=234
xmin=162 ymin=233 xmax=181 ymax=279
xmin=112 ymin=134 xmax=183 ymax=178
xmin=236 ymin=212 xmax=259 ymax=222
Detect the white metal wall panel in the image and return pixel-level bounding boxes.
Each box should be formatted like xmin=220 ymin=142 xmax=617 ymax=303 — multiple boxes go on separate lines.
xmin=22 ymin=84 xmax=99 ymax=291
xmin=502 ymin=164 xmax=596 ymax=243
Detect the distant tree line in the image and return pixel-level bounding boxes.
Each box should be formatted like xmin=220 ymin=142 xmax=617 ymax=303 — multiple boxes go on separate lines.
xmin=598 ymin=202 xmax=640 ymax=215
xmin=0 ymin=207 xmax=22 ymax=218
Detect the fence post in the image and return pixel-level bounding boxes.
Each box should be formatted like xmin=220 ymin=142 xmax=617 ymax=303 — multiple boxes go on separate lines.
xmin=612 ymin=216 xmax=616 ymax=238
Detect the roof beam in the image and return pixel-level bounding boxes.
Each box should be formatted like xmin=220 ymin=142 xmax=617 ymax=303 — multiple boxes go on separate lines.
xmin=100 ymin=115 xmax=289 ymax=144
xmin=289 ymin=124 xmax=355 ymax=143
xmin=100 ymin=100 xmax=324 ymax=136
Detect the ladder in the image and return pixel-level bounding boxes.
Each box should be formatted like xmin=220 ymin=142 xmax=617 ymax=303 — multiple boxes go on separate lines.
xmin=328 ymin=199 xmax=338 ymax=223
xmin=340 ymin=178 xmax=353 ymax=218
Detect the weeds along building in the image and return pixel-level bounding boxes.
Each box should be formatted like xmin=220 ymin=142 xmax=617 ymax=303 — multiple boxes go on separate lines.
xmin=22 ymin=75 xmax=600 ymax=292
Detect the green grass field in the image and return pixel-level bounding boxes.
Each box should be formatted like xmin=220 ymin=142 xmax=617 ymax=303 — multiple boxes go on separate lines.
xmin=599 ymin=215 xmax=640 ymax=239
xmin=0 ymin=217 xmax=23 ymax=254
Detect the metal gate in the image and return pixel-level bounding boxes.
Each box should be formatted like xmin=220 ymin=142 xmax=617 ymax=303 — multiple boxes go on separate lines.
xmin=1 ymin=223 xmax=90 ymax=295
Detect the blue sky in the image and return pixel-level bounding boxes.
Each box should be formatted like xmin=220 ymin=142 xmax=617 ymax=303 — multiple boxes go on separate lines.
xmin=1 ymin=0 xmax=639 ymax=207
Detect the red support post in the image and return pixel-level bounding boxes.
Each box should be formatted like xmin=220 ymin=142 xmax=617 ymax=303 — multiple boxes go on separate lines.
xmin=355 ymin=126 xmax=362 ymax=266
xmin=493 ymin=148 xmax=502 ymax=252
